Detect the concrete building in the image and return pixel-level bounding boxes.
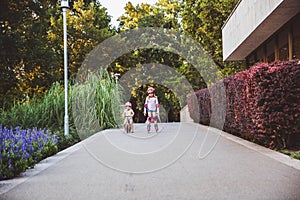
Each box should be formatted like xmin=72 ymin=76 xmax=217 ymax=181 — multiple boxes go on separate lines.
xmin=222 ymin=0 xmax=300 ymax=65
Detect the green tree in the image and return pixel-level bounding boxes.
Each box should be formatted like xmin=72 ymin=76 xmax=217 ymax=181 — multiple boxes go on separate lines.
xmin=181 ymin=0 xmax=246 ymax=77
xmin=48 ymin=0 xmax=115 ymax=80
xmin=0 ymin=0 xmax=114 ymax=107
xmin=113 ymin=1 xmax=207 ymax=122
xmin=0 ymin=0 xmax=60 ymax=106
xmin=118 ymin=0 xmax=181 ymax=30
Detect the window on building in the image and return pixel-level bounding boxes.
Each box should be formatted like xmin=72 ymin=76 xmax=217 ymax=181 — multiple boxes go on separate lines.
xmin=268 ymin=53 xmax=275 ymax=62
xmin=266 ymin=39 xmax=275 ymax=62
xmin=245 ymin=12 xmax=300 ymax=63
xmin=247 ymin=53 xmax=256 ymax=66
xmin=278 ymin=29 xmax=289 ymax=60
xmin=256 ymin=46 xmax=265 ymax=62
xmin=293 ymin=18 xmax=300 ymax=59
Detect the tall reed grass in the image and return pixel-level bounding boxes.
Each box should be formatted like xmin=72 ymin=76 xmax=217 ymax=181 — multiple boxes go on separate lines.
xmin=72 ymin=72 xmax=122 ymax=139
xmin=0 ymin=71 xmax=122 ymax=150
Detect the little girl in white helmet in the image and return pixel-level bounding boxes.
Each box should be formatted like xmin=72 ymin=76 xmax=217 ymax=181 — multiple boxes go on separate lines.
xmin=144 ymin=87 xmax=159 ymax=132
xmin=122 ymin=102 xmax=134 ymax=133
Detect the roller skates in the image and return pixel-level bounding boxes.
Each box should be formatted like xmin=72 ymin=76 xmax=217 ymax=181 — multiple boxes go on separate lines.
xmin=147 ymin=116 xmax=159 ymax=133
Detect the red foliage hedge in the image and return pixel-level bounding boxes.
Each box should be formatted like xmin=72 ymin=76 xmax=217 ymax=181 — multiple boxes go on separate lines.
xmin=188 ymin=60 xmax=300 ymax=149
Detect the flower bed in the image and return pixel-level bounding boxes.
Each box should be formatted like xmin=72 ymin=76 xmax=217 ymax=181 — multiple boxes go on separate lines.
xmin=188 ymin=60 xmax=300 ymax=149
xmin=0 ymin=125 xmax=58 ymax=180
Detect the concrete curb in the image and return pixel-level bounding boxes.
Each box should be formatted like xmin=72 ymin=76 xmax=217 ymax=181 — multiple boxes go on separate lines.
xmin=203 ymin=124 xmax=300 ymax=171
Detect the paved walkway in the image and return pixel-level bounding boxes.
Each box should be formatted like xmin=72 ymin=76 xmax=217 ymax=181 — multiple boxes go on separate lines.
xmin=1 ymin=123 xmax=300 ymax=200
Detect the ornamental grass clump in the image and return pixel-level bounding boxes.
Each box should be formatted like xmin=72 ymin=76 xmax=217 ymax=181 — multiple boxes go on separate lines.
xmin=0 ymin=125 xmax=58 ymax=180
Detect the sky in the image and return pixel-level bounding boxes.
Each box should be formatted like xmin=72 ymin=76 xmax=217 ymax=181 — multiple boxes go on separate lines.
xmin=99 ymin=0 xmax=158 ymax=27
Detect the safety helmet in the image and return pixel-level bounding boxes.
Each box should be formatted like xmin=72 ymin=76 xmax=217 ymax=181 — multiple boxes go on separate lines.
xmin=125 ymin=102 xmax=132 ymax=107
xmin=147 ymin=87 xmax=155 ymax=94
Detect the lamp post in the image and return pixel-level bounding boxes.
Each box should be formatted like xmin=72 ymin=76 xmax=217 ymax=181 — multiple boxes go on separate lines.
xmin=60 ymin=0 xmax=70 ymax=136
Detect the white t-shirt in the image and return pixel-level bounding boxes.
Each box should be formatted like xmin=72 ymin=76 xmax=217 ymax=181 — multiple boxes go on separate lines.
xmin=123 ymin=109 xmax=134 ymax=117
xmin=144 ymin=96 xmax=159 ymax=112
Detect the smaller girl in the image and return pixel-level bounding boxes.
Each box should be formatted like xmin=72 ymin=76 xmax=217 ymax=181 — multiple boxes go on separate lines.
xmin=144 ymin=87 xmax=159 ymax=133
xmin=122 ymin=102 xmax=134 ymax=133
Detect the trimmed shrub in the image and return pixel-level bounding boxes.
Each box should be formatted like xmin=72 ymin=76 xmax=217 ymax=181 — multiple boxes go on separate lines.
xmin=190 ymin=88 xmax=211 ymax=125
xmin=188 ymin=60 xmax=300 ymax=149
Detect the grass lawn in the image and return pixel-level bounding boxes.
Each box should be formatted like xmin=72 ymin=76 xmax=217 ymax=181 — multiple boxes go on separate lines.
xmin=280 ymin=149 xmax=300 ymax=160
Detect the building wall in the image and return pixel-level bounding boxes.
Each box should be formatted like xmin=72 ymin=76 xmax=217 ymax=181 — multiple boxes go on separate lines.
xmin=247 ymin=12 xmax=300 ymax=65
xmin=180 ymin=105 xmax=193 ymax=123
xmin=222 ymin=0 xmax=284 ymax=61
xmin=222 ymin=0 xmax=300 ymax=61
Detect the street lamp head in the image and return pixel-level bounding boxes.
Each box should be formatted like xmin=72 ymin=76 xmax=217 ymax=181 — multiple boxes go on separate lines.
xmin=60 ymin=0 xmax=70 ymax=9
xmin=111 ymin=73 xmax=120 ymax=81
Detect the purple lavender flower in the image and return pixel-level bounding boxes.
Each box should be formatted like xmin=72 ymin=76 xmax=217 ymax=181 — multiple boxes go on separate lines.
xmin=0 ymin=124 xmax=58 ymax=180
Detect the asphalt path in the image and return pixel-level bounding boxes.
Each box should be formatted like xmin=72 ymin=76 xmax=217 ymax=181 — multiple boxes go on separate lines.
xmin=1 ymin=123 xmax=300 ymax=200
